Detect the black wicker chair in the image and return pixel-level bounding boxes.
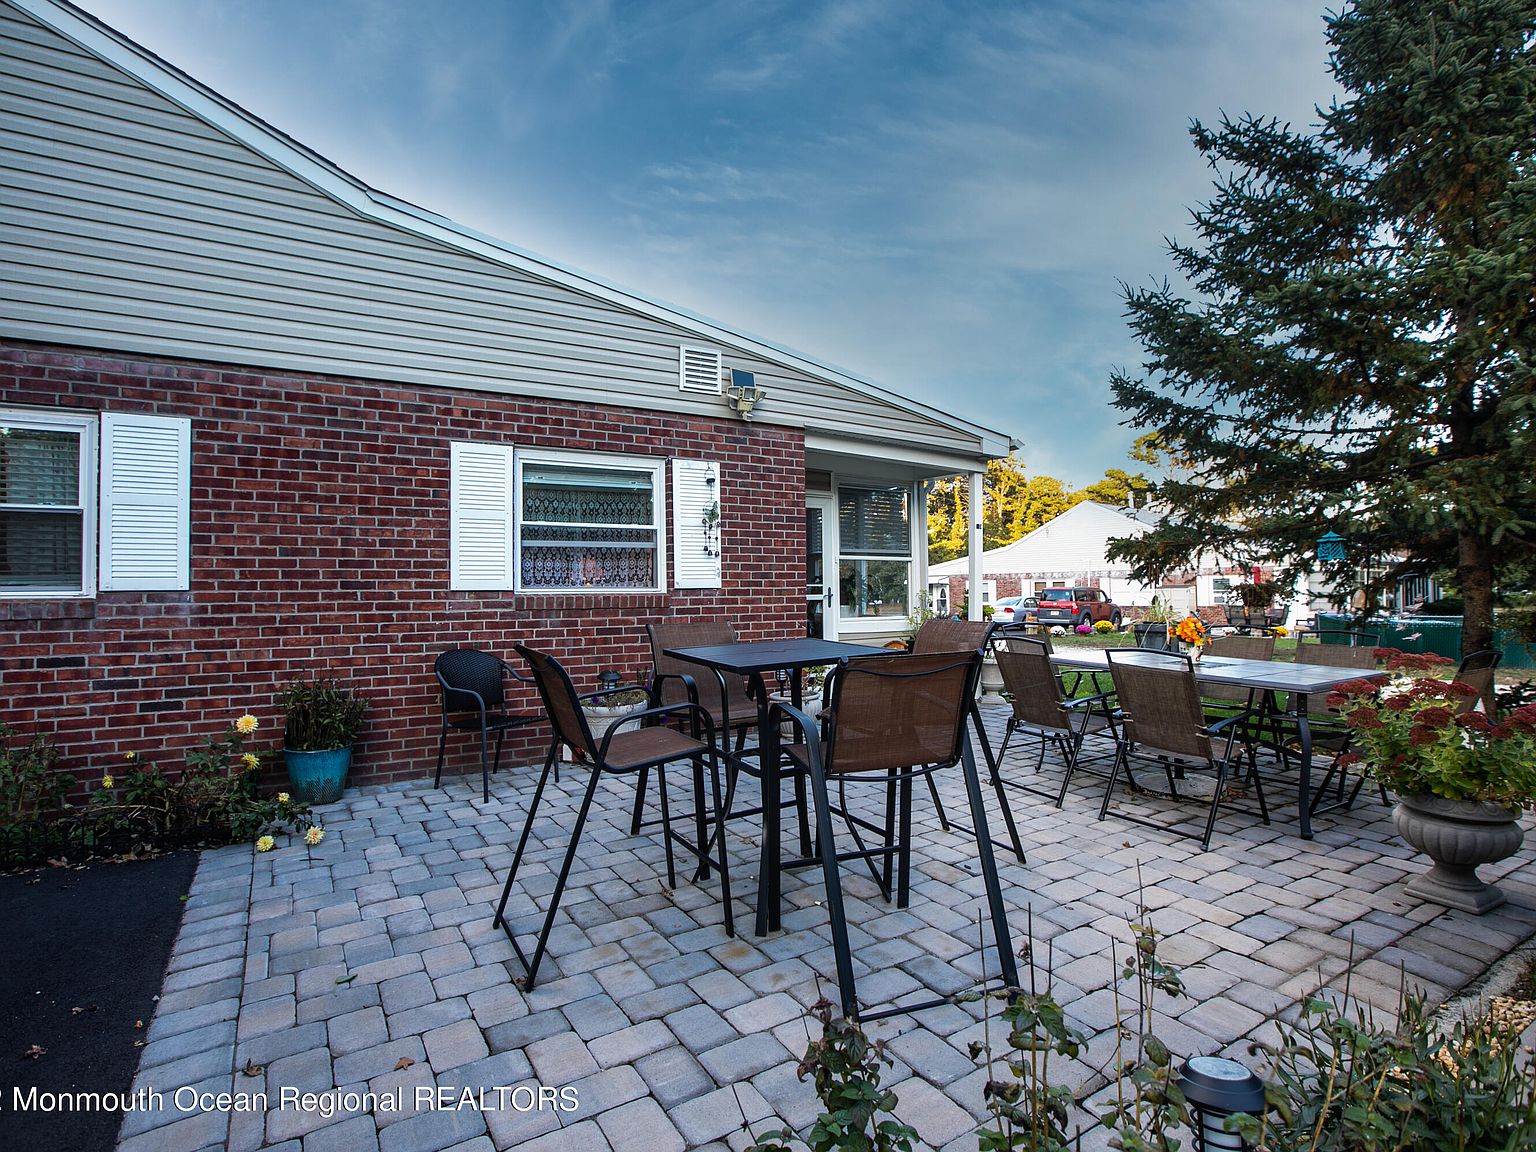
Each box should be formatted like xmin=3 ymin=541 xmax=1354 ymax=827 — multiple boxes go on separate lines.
xmin=433 ymin=648 xmax=542 ymax=802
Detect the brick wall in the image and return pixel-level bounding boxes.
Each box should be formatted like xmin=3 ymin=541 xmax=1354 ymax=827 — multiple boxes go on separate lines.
xmin=1 ymin=341 xmax=804 ymax=789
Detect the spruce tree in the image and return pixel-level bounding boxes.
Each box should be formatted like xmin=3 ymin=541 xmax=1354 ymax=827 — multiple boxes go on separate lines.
xmin=1109 ymin=0 xmax=1536 ymax=655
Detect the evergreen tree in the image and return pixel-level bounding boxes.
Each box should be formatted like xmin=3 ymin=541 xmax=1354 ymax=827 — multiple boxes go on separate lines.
xmin=1109 ymin=0 xmax=1536 ymax=655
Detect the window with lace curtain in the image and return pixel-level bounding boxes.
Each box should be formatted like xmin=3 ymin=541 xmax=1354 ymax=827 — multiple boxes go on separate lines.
xmin=450 ymin=444 xmax=666 ymax=592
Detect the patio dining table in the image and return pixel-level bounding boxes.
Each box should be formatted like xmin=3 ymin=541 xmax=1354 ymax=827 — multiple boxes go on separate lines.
xmin=1049 ymin=648 xmax=1382 ymax=838
xmin=662 ymin=637 xmax=889 ymax=935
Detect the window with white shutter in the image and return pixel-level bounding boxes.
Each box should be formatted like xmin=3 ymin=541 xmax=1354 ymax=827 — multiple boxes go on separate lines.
xmin=450 ymin=441 xmax=516 ymax=589
xmin=678 ymin=347 xmax=723 ymax=394
xmin=671 ymin=459 xmax=722 ymax=589
xmin=100 ymin=412 xmax=190 ymax=592
xmin=449 ymin=444 xmax=666 ymax=592
xmin=1 ymin=408 xmax=97 ymax=596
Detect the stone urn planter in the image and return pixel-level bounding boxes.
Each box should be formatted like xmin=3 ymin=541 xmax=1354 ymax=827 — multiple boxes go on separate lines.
xmin=581 ymin=695 xmax=648 ymax=748
xmin=978 ymin=653 xmax=1005 ymax=698
xmin=1392 ymin=793 xmax=1525 ymax=914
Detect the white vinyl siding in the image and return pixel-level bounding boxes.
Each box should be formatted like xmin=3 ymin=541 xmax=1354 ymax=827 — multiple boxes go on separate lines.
xmin=671 ymin=459 xmax=722 ymax=589
xmin=98 ymin=411 xmax=190 ymax=590
xmin=0 ymin=4 xmax=995 ymax=460
xmin=0 ymin=406 xmax=96 ymax=596
xmin=449 ymin=441 xmax=515 ymax=590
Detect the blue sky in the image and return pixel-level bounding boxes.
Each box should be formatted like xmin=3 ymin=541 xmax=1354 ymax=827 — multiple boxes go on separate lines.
xmin=75 ymin=0 xmax=1336 ymax=485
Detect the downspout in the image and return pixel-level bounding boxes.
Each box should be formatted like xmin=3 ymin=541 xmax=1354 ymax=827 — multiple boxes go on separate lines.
xmin=968 ymin=470 xmax=984 ymax=621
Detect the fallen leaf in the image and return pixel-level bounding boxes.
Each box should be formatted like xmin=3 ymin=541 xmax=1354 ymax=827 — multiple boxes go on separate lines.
xmin=335 ymin=974 xmax=357 ymax=986
xmin=134 ymin=1019 xmax=144 ymax=1029
xmin=23 ymin=1044 xmax=45 ymax=1059
xmin=242 ymin=1059 xmax=264 ymax=1078
xmin=394 ymin=1057 xmax=415 ymax=1071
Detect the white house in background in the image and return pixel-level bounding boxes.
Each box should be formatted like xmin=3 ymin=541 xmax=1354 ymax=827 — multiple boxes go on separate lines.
xmin=929 ymin=501 xmax=1280 ymax=619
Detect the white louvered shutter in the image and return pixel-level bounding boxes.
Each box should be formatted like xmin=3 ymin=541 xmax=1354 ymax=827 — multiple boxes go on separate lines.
xmin=671 ymin=459 xmax=722 ymax=589
xmin=99 ymin=413 xmax=191 ymax=591
xmin=678 ymin=347 xmax=723 ymax=394
xmin=450 ymin=442 xmax=515 ymax=589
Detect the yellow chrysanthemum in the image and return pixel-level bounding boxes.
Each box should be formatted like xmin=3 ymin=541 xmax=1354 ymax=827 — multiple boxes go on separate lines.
xmin=255 ymin=835 xmax=275 ymax=852
xmin=277 ymin=792 xmax=290 ymax=804
xmin=100 ymin=775 xmax=114 ymax=790
xmin=304 ymin=826 xmax=325 ymax=846
xmin=235 ymin=714 xmax=258 ymax=735
xmin=123 ymin=751 xmax=137 ymax=761
xmin=241 ymin=753 xmax=260 ymax=770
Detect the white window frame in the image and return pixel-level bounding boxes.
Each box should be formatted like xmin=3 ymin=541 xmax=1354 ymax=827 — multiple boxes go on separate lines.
xmin=512 ymin=448 xmax=667 ymax=594
xmin=835 ymin=480 xmax=917 ymax=633
xmin=1 ymin=407 xmax=97 ymax=599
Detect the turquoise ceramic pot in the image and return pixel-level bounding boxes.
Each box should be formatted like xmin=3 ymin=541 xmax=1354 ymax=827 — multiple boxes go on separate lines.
xmin=283 ymin=746 xmax=352 ymax=805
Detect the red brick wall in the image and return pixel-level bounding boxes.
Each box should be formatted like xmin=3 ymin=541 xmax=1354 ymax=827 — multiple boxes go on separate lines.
xmin=1 ymin=341 xmax=804 ymax=789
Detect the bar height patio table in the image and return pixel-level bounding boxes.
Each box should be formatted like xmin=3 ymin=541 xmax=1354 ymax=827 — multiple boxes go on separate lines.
xmin=1049 ymin=649 xmax=1382 ymax=838
xmin=663 ymin=637 xmax=889 ymax=936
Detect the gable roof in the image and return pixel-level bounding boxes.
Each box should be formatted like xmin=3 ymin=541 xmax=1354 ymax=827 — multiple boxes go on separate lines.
xmin=6 ymin=0 xmax=1014 ymax=465
xmin=929 ymin=501 xmax=1151 ymax=577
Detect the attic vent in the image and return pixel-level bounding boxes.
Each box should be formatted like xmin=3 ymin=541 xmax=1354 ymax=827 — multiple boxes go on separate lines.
xmin=679 ymin=347 xmax=723 ymax=394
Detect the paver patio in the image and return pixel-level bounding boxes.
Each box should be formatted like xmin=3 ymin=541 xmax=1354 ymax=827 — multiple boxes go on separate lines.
xmin=117 ymin=701 xmax=1536 ymax=1152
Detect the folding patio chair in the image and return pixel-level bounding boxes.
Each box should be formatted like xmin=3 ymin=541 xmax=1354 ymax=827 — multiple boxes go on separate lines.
xmin=433 ymin=648 xmax=542 ymax=803
xmin=992 ymin=634 xmax=1119 ymax=807
xmin=774 ymin=650 xmax=1018 ymax=1021
xmin=1100 ymin=649 xmax=1268 ymax=850
xmin=492 ymin=645 xmax=732 ymax=990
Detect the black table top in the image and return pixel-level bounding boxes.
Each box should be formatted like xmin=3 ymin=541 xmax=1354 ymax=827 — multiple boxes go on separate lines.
xmin=663 ymin=638 xmax=892 ymax=675
xmin=1050 ymin=648 xmax=1382 ymax=693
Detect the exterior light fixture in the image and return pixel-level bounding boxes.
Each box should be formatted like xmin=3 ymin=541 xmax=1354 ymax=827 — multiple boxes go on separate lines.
xmin=1316 ymin=531 xmax=1346 ymax=563
xmin=1176 ymin=1056 xmax=1266 ymax=1150
xmin=725 ymin=369 xmax=765 ymax=419
xmin=597 ymin=670 xmax=622 ymax=692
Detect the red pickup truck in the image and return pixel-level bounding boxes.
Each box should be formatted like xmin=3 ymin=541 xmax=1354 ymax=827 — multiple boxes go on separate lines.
xmin=1034 ymin=587 xmax=1122 ymax=629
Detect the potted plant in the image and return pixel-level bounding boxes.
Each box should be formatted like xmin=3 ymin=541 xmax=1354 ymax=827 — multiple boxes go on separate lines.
xmin=1229 ymin=580 xmax=1281 ymax=628
xmin=281 ymin=678 xmax=368 ymax=804
xmin=1331 ymin=653 xmax=1536 ymax=913
xmin=1133 ymin=596 xmax=1172 ymax=645
xmin=580 ymin=675 xmax=650 ymax=749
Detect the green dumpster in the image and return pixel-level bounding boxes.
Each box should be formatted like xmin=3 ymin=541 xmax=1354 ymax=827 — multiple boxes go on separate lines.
xmin=1379 ymin=616 xmax=1463 ymax=659
xmin=1315 ymin=613 xmax=1464 ymax=658
xmin=1497 ymin=629 xmax=1536 ymax=670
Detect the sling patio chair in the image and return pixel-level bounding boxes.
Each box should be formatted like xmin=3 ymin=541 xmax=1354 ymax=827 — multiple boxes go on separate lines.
xmin=629 ymin=621 xmax=814 ymax=855
xmin=910 ymin=618 xmax=1026 ymax=863
xmin=992 ymin=633 xmax=1119 ymax=808
xmin=1199 ymin=632 xmax=1277 ymax=721
xmin=773 ymin=650 xmax=1018 ymax=1021
xmin=1258 ymin=640 xmax=1381 ymax=817
xmin=1100 ymin=648 xmax=1269 ymax=850
xmin=492 ymin=645 xmax=732 ymax=990
xmin=433 ymin=647 xmax=543 ymax=803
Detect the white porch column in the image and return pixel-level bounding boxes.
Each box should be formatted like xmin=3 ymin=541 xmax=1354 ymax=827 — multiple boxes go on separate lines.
xmin=968 ymin=470 xmax=984 ymax=620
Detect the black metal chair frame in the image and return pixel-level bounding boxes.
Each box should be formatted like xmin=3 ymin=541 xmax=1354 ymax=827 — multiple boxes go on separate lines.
xmin=492 ymin=645 xmax=732 ymax=991
xmin=909 ymin=619 xmax=1027 ymax=864
xmin=1099 ymin=649 xmax=1269 ymax=851
xmin=631 ymin=622 xmax=813 ymax=861
xmin=772 ymin=651 xmax=1019 ymax=1022
xmin=992 ymin=635 xmax=1120 ymax=808
xmin=433 ymin=648 xmax=542 ymax=803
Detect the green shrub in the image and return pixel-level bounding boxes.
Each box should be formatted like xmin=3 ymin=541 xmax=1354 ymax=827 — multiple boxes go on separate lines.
xmin=281 ymin=678 xmax=368 ymax=751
